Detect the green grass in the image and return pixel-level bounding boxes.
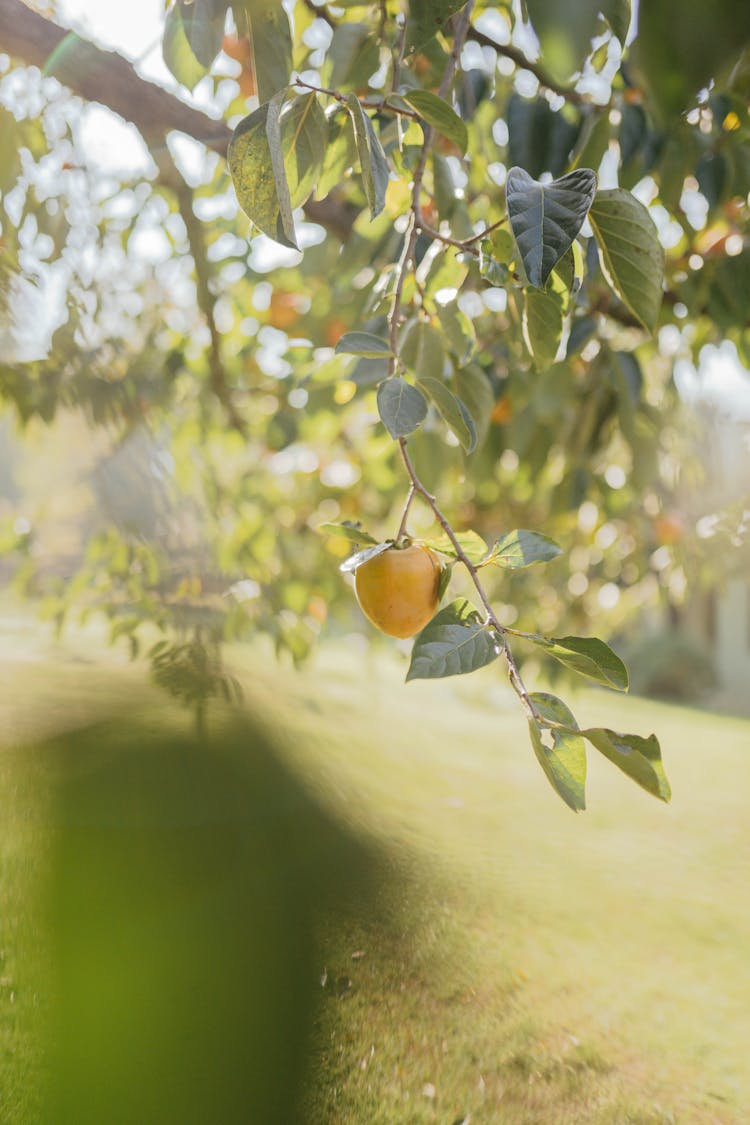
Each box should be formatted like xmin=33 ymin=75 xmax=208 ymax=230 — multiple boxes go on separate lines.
xmin=1 ymin=613 xmax=749 ymax=1123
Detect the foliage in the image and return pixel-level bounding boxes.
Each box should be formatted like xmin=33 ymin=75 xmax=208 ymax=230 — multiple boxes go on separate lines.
xmin=1 ymin=0 xmax=750 ymax=801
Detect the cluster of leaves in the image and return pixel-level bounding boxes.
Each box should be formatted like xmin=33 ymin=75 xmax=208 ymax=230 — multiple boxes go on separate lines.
xmin=1 ymin=1 xmax=750 ymax=784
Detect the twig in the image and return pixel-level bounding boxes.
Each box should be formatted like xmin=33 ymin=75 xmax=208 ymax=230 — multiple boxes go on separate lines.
xmin=397 ymin=439 xmax=537 ymax=720
xmin=467 ymin=25 xmax=588 ymax=106
xmin=173 ymin=176 xmax=245 ymax=433
xmin=301 ymin=0 xmax=337 ymax=30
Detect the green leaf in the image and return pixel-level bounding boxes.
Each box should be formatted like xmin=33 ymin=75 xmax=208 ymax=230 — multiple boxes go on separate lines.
xmin=420 ymin=530 xmax=488 ymax=565
xmin=177 ymin=0 xmax=226 ymax=67
xmin=316 ymin=109 xmax=357 ymax=199
xmin=377 ymin=378 xmax=428 ymax=438
xmin=281 ymin=93 xmax=327 ymax=208
xmin=527 ymin=691 xmax=587 ymax=812
xmin=400 ymin=320 xmax=445 ymax=379
xmin=439 ymin=301 xmax=476 ymax=364
xmin=528 ymin=634 xmax=629 ymax=691
xmin=0 ymin=108 xmax=22 ymax=194
xmin=588 ymin=189 xmax=664 ymax=334
xmin=454 ymin=364 xmax=493 ymax=451
xmin=437 ymin=561 xmax=453 ymax=602
xmin=406 ymin=598 xmax=498 ymax=681
xmin=240 ymin=0 xmax=292 ymax=104
xmin=163 ymin=3 xmax=209 ymax=90
xmin=485 ymin=529 xmax=562 ymax=569
xmin=406 ymin=0 xmax=467 ymax=49
xmin=418 ymin=377 xmax=476 ymax=452
xmin=318 ymin=521 xmax=378 ymax=545
xmin=525 ymin=0 xmax=628 ymax=81
xmin=522 ymin=288 xmax=564 ymax=369
xmin=581 ymin=728 xmax=671 ymax=801
xmin=228 ymin=93 xmax=297 ymax=249
xmin=506 ymin=166 xmax=597 ymax=288
xmin=335 ymin=332 xmax=393 ymax=358
xmin=345 ymin=95 xmax=390 ymax=218
xmin=340 ymin=541 xmax=392 ymax=574
xmin=402 ymin=90 xmax=468 ymax=153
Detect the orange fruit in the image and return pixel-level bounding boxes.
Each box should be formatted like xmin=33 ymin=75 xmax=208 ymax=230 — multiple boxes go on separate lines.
xmin=354 ymin=545 xmax=441 ymax=639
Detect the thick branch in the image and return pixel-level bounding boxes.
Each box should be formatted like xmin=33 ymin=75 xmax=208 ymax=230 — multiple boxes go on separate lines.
xmin=0 ymin=0 xmax=232 ymax=153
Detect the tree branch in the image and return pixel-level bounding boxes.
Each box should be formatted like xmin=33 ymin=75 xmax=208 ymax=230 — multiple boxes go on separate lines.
xmin=0 ymin=0 xmax=232 ymax=153
xmin=467 ymin=25 xmax=588 ymax=106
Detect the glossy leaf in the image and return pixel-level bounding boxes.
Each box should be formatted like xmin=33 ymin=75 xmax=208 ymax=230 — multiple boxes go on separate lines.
xmin=406 ymin=599 xmax=498 ymax=681
xmin=588 ymin=189 xmax=664 ymax=333
xmin=418 ymin=377 xmax=476 ymax=452
xmin=335 ymin=332 xmax=393 ymax=358
xmin=377 ymin=378 xmax=428 ymax=438
xmin=346 ymin=95 xmax=389 ymax=219
xmin=402 ymin=90 xmax=468 ymax=153
xmin=528 ymin=691 xmax=587 ymax=812
xmin=228 ymin=94 xmax=297 ymax=249
xmin=485 ymin=529 xmax=562 ymax=569
xmin=506 ymin=166 xmax=597 ymax=288
xmin=582 ymin=728 xmax=671 ymax=801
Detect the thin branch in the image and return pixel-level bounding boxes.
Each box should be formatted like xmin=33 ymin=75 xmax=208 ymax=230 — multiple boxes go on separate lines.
xmin=173 ymin=176 xmax=245 ymax=433
xmin=467 ymin=25 xmax=588 ymax=106
xmin=396 ymin=484 xmax=416 ymax=540
xmin=397 ymin=439 xmax=537 ymax=721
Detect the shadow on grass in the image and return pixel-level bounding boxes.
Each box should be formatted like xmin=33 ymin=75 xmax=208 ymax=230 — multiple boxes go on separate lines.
xmin=33 ymin=715 xmax=388 ymax=1124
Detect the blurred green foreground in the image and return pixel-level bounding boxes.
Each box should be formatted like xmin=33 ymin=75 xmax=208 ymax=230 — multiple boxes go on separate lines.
xmin=1 ymin=624 xmax=749 ymax=1124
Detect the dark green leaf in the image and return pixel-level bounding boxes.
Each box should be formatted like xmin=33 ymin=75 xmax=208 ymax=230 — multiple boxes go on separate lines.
xmin=335 ymin=332 xmax=393 ymax=358
xmin=403 ymin=90 xmax=468 ymax=153
xmin=506 ymin=166 xmax=597 ymax=288
xmin=522 ymin=288 xmax=564 ymax=369
xmin=527 ymin=692 xmax=586 ymax=811
xmin=581 ymin=727 xmax=671 ymax=801
xmin=418 ymin=377 xmax=476 ymax=452
xmin=421 ymin=530 xmax=488 ymax=565
xmin=507 ymin=94 xmax=581 ymax=179
xmin=485 ymin=529 xmax=562 ymax=569
xmin=346 ymin=95 xmax=390 ymax=218
xmin=529 ymin=634 xmax=629 ymax=691
xmin=318 ymin=521 xmax=379 ymax=545
xmin=406 ymin=598 xmax=498 ymax=681
xmin=228 ymin=94 xmax=297 ymax=249
xmin=377 ymin=378 xmax=428 ymax=438
xmin=340 ymin=541 xmax=392 ymax=574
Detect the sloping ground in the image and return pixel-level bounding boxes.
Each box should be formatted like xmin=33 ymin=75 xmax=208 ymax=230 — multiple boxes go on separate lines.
xmin=0 ymin=617 xmax=748 ymax=1123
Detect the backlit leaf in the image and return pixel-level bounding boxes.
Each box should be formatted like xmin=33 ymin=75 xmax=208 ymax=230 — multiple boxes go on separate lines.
xmin=346 ymin=95 xmax=390 ymax=218
xmin=403 ymin=90 xmax=468 ymax=153
xmin=421 ymin=530 xmax=488 ymax=565
xmin=418 ymin=377 xmax=476 ymax=452
xmin=581 ymin=727 xmax=671 ymax=801
xmin=406 ymin=598 xmax=498 ymax=681
xmin=228 ymin=93 xmax=297 ymax=248
xmin=527 ymin=690 xmax=587 ymax=811
xmin=484 ymin=529 xmax=563 ymax=569
xmin=522 ymin=288 xmax=564 ymax=369
xmin=528 ymin=634 xmax=629 ymax=691
xmin=588 ymin=189 xmax=664 ymax=333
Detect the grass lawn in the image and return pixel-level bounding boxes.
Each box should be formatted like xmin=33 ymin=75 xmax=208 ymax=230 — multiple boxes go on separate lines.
xmin=1 ymin=610 xmax=749 ymax=1123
